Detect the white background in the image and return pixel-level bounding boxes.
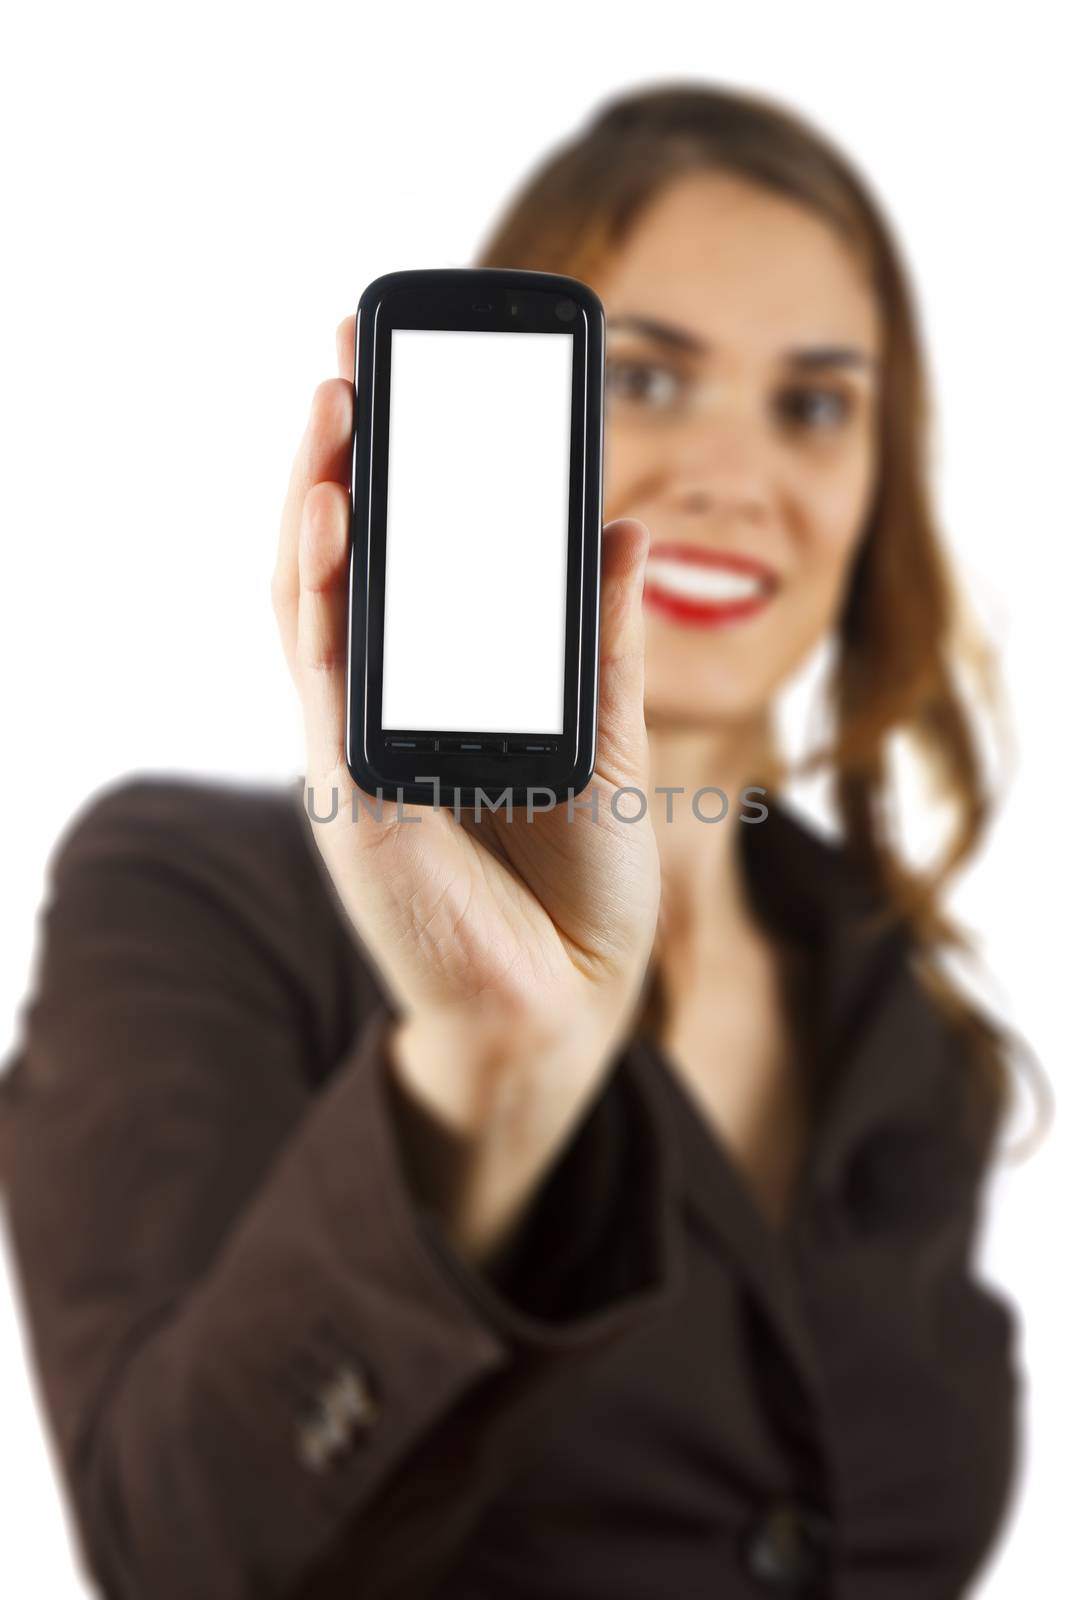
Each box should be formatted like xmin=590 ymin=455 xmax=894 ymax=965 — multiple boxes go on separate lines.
xmin=1 ymin=3 xmax=1063 ymax=1592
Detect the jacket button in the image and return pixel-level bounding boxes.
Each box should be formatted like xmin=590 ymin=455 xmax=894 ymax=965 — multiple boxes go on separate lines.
xmin=297 ymin=1360 xmax=380 ymax=1474
xmin=743 ymin=1501 xmax=832 ymax=1590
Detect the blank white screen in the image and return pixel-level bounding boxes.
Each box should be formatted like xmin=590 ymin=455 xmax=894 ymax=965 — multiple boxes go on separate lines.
xmin=380 ymin=328 xmax=573 ymax=733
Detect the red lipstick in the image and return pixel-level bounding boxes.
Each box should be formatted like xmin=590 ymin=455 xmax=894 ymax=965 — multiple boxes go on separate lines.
xmin=642 ymin=541 xmax=780 ymax=628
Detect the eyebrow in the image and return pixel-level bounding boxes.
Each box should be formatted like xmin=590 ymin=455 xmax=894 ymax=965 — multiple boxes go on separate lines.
xmin=606 ymin=314 xmax=877 ymax=371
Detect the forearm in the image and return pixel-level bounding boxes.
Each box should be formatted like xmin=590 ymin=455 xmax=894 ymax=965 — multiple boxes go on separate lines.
xmin=385 ymin=1006 xmax=629 ymax=1268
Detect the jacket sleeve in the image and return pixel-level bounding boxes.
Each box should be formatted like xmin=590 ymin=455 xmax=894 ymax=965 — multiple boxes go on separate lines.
xmin=0 ymin=776 xmax=682 ymax=1600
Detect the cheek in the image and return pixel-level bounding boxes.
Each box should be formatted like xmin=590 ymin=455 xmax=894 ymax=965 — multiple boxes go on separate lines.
xmin=792 ymin=452 xmax=875 ymax=596
xmin=762 ymin=459 xmax=875 ymax=687
xmin=603 ymin=435 xmax=650 ymax=521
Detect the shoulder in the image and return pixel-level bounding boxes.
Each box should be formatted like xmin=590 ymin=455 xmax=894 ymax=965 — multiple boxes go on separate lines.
xmin=49 ymin=770 xmax=329 ymax=916
xmin=52 ymin=770 xmax=307 ymax=872
xmin=41 ymin=771 xmax=364 ymax=1016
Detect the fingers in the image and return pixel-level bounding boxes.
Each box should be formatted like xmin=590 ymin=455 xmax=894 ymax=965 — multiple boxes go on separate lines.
xmin=272 ymin=375 xmax=354 ymax=672
xmin=594 ymin=518 xmax=651 ymax=791
xmin=297 ymin=479 xmax=351 ymax=783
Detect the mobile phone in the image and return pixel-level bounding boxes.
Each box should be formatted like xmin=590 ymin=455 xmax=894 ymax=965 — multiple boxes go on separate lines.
xmin=345 ymin=267 xmax=604 ymax=810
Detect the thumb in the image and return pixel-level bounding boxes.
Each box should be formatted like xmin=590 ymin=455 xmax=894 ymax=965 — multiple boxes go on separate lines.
xmin=595 ymin=517 xmax=650 ymax=791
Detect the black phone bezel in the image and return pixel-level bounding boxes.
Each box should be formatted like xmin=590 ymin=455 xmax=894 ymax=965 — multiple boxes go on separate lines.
xmin=345 ymin=267 xmax=604 ymax=810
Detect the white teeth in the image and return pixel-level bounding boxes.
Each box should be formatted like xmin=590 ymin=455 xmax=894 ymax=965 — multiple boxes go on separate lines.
xmin=644 ymin=557 xmax=768 ymax=603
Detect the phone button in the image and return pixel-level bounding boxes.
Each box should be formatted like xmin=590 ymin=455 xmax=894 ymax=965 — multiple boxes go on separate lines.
xmin=438 ymin=737 xmax=505 ymax=754
xmin=385 ymin=737 xmax=437 ymax=751
xmin=507 ymin=741 xmax=559 ymax=755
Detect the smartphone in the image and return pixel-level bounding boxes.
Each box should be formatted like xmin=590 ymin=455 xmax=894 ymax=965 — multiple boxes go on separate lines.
xmin=345 ymin=267 xmax=605 ymax=810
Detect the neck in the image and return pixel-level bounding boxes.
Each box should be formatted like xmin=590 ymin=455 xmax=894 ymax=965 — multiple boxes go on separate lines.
xmin=646 ymin=716 xmax=773 ymax=956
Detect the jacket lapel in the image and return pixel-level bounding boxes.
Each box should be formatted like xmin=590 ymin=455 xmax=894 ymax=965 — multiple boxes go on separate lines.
xmin=623 ymin=800 xmax=961 ymax=1403
xmin=628 ymin=1033 xmax=831 ymax=1405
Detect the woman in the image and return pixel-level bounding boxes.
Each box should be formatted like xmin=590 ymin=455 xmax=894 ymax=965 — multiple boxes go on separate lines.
xmin=0 ymin=82 xmax=1021 ymax=1599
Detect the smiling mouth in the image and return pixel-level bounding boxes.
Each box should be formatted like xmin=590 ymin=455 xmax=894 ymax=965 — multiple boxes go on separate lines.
xmin=642 ymin=542 xmax=779 ymax=628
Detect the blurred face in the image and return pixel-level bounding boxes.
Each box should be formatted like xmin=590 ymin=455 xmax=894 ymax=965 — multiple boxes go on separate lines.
xmin=594 ymin=170 xmax=882 ymax=730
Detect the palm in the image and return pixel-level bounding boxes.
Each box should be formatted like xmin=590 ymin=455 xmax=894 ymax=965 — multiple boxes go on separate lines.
xmin=313 ymin=761 xmax=658 ymax=1020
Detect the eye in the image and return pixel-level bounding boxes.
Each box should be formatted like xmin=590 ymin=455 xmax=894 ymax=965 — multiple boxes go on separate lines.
xmin=605 ymin=358 xmax=685 ymax=411
xmin=775 ymin=384 xmax=855 ymax=433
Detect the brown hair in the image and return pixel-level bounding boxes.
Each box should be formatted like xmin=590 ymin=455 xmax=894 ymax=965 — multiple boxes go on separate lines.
xmin=471 ymin=79 xmax=1040 ymax=1149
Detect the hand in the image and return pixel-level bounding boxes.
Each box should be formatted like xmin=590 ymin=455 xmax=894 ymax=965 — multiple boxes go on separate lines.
xmin=271 ymin=317 xmax=660 ymax=1258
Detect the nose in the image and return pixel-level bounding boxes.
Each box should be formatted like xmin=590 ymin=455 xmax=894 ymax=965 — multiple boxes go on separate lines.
xmin=660 ymin=410 xmax=775 ymax=528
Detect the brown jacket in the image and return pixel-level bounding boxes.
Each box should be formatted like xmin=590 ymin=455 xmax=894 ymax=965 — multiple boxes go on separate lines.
xmin=0 ymin=775 xmax=1019 ymax=1600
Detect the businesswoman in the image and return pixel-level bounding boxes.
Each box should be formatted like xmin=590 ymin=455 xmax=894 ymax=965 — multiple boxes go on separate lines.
xmin=1 ymin=82 xmax=1021 ymax=1600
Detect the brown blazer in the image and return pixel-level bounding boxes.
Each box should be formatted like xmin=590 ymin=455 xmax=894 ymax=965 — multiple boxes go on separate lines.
xmin=0 ymin=775 xmax=1019 ymax=1600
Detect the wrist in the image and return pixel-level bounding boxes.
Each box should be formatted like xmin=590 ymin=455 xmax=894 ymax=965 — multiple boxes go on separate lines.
xmin=384 ymin=996 xmax=633 ymax=1266
xmin=388 ymin=998 xmax=624 ymax=1137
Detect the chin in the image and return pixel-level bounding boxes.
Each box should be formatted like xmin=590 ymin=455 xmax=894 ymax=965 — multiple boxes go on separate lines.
xmin=644 ymin=689 xmax=771 ymax=732
xmin=645 ymin=646 xmax=759 ymax=710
